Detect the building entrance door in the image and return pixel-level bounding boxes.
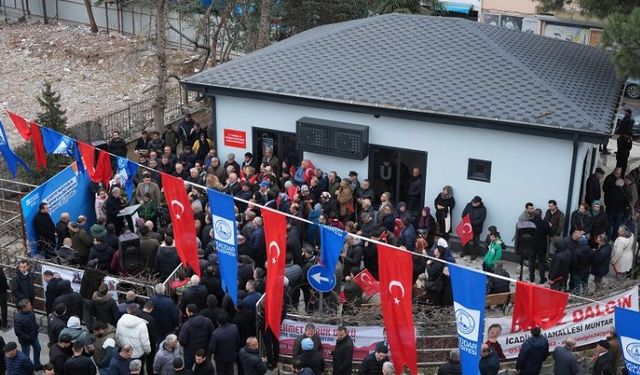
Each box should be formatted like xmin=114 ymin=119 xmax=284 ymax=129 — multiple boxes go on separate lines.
xmin=252 ymin=128 xmax=300 ymax=172
xmin=369 ymin=145 xmax=427 ymax=211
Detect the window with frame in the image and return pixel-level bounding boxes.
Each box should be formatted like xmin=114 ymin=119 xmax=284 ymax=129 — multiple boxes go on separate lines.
xmin=467 ymin=159 xmax=492 ymax=183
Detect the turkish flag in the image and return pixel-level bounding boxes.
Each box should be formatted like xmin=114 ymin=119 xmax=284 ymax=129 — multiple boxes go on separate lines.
xmin=262 ymin=208 xmax=287 ymax=339
xmin=353 ymin=268 xmax=380 ymax=296
xmin=456 ymin=213 xmax=474 ymax=246
xmin=6 ymin=111 xmax=32 ymax=141
xmin=161 ymin=173 xmax=201 ymax=276
xmin=511 ymin=281 xmax=568 ymax=333
xmin=93 ymin=150 xmax=113 ymax=188
xmin=29 ymin=123 xmax=47 ymax=169
xmin=378 ymin=244 xmax=417 ymax=375
xmin=77 ymin=141 xmax=96 ymax=178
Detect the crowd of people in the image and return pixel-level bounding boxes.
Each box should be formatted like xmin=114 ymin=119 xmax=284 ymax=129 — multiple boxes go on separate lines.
xmin=3 ymin=112 xmax=637 ymax=374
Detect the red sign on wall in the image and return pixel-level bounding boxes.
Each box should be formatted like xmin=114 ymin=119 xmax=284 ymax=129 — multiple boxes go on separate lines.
xmin=223 ymin=129 xmax=246 ymax=149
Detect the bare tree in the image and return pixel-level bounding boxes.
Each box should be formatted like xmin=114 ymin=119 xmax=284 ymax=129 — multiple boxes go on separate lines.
xmin=152 ymin=0 xmax=168 ymax=131
xmin=83 ymin=0 xmax=99 ymax=33
xmin=256 ymin=0 xmax=271 ymax=49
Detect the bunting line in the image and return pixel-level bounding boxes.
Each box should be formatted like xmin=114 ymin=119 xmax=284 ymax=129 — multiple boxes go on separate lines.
xmin=5 ymin=111 xmax=599 ymax=304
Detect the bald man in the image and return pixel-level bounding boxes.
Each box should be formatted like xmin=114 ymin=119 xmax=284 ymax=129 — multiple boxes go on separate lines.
xmin=56 ymin=212 xmax=71 ymax=249
xmin=239 ymin=337 xmax=267 ymax=375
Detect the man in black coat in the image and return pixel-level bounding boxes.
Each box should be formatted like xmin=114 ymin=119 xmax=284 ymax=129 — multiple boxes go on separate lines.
xmin=585 ymin=168 xmax=605 ymax=209
xmin=55 ymin=212 xmax=71 ymax=249
xmin=552 ymin=338 xmax=579 ymax=375
xmin=10 ymin=261 xmax=36 ymax=305
xmin=0 ymin=267 xmax=8 ymax=329
xmin=515 ymin=327 xmax=548 ymax=375
xmin=43 ymin=270 xmax=63 ymax=315
xmin=14 ymin=299 xmax=43 ymax=370
xmin=292 ymin=324 xmax=323 ymax=357
xmin=331 ymin=326 xmax=354 ymax=375
xmin=295 ymin=338 xmax=325 ymax=375
xmin=34 ymin=202 xmax=56 ymax=258
xmin=49 ymin=334 xmax=72 ymax=375
xmin=570 ymin=238 xmax=593 ymax=293
xmin=461 ymin=196 xmax=487 ymax=260
xmin=209 ymin=312 xmax=241 ymax=375
xmin=529 ymin=209 xmax=551 ymax=284
xmin=64 ymin=341 xmax=96 ymax=374
xmin=479 ymin=344 xmax=500 ymax=375
xmin=591 ymin=234 xmax=612 ymax=286
xmin=105 ymin=188 xmax=124 ymax=235
xmin=47 ymin=304 xmax=68 ymax=348
xmin=108 ymin=130 xmax=128 ymax=158
xmin=179 ymin=304 xmax=214 ymax=370
xmin=238 ymin=337 xmax=267 ymax=375
xmin=549 ymin=234 xmax=579 ymax=291
xmin=437 ymin=349 xmax=461 ymax=375
xmin=358 ymin=343 xmax=388 ymax=375
xmin=592 ymin=340 xmax=615 ymax=375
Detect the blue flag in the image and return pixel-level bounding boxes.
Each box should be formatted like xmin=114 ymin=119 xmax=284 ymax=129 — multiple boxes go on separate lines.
xmin=117 ymin=157 xmax=138 ymax=201
xmin=40 ymin=127 xmax=84 ymax=172
xmin=449 ymin=264 xmax=487 ymax=375
xmin=615 ymin=307 xmax=640 ymax=375
xmin=0 ymin=120 xmax=29 ymax=177
xmin=207 ymin=188 xmax=239 ymax=305
xmin=319 ymin=224 xmax=346 ymax=274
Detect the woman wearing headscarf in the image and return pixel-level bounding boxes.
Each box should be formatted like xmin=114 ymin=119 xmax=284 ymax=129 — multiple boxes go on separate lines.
xmin=434 ymin=186 xmax=455 ymax=239
xmin=611 ymin=225 xmax=634 ymax=280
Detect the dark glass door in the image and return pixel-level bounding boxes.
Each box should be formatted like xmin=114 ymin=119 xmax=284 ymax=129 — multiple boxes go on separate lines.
xmin=252 ymin=128 xmax=300 ymax=169
xmin=369 ymin=145 xmax=426 ymax=210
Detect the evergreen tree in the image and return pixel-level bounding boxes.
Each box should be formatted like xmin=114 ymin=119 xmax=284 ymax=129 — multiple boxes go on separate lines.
xmin=37 ymin=81 xmax=67 ymax=133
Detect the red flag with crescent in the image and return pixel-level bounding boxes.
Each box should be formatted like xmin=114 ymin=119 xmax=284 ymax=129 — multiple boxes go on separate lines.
xmin=456 ymin=213 xmax=474 ymax=246
xmin=262 ymin=208 xmax=287 ymax=339
xmin=511 ymin=281 xmax=568 ymax=332
xmin=378 ymin=244 xmax=417 ymax=375
xmin=353 ymin=268 xmax=380 ymax=296
xmin=161 ymin=173 xmax=201 ymax=276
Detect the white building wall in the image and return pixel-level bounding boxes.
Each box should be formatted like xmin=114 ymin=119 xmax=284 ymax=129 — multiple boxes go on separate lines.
xmin=215 ymin=95 xmax=579 ymax=245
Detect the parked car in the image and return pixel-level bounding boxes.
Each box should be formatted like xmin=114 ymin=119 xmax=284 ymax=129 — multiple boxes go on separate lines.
xmin=625 ymin=78 xmax=640 ymax=99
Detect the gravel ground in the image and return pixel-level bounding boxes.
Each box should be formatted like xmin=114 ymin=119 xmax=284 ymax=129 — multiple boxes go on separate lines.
xmin=0 ymin=22 xmax=201 ymax=144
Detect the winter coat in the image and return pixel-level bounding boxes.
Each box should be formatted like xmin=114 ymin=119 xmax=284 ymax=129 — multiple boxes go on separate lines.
xmin=155 ymin=245 xmax=181 ymax=280
xmin=95 ymin=194 xmax=107 ymax=222
xmin=5 ymin=350 xmax=34 ymax=375
xmin=47 ymin=312 xmax=67 ymax=345
xmin=357 ymin=352 xmax=385 ymax=375
xmin=181 ymin=284 xmax=209 ymax=313
xmin=434 ymin=194 xmax=455 ymax=233
xmin=10 ymin=269 xmax=35 ymax=303
xmin=552 ymin=345 xmax=579 ymax=375
xmin=70 ymin=228 xmax=93 ymax=263
xmin=210 ymin=323 xmax=241 ymax=362
xmin=462 ymin=202 xmax=486 ymax=235
xmin=151 ymin=294 xmax=180 ymax=340
xmin=91 ymin=291 xmax=118 ymax=326
xmin=34 ymin=211 xmax=56 ymax=247
xmin=60 ymin=326 xmax=93 ymax=346
xmin=570 ymin=244 xmax=593 ymax=278
xmin=49 ymin=343 xmax=71 ymax=375
xmin=296 ymin=350 xmax=325 ymax=375
xmin=335 ymin=185 xmax=354 ymax=217
xmin=590 ymin=211 xmax=609 ymax=237
xmin=606 ymin=186 xmax=628 ymax=214
xmin=332 ymin=335 xmax=354 ymax=375
xmin=108 ymin=351 xmax=132 ymax=375
xmin=585 ymin=174 xmax=602 ymax=207
xmin=343 ymin=241 xmax=364 ymax=277
xmin=437 ymin=360 xmax=462 ymax=375
xmin=153 ymin=339 xmax=182 ymax=375
xmin=108 ymin=137 xmax=127 ymax=157
xmin=515 ymin=335 xmax=549 ymax=375
xmin=88 ymin=243 xmax=114 ymax=272
xmin=399 ymin=224 xmax=417 ymax=251
xmin=479 ymin=349 xmax=500 ymax=375
xmin=611 ymin=234 xmax=635 ymax=273
xmin=14 ymin=310 xmax=38 ymax=344
xmin=93 ymin=324 xmax=116 ymax=365
xmin=549 ymin=246 xmax=572 ymax=286
xmin=292 ymin=334 xmax=323 ymax=357
xmin=115 ymin=313 xmax=151 ymax=358
xmin=570 ymin=210 xmax=593 ymax=234
xmin=544 ymin=209 xmax=565 ymax=237
xmin=484 ymin=239 xmax=503 ymax=269
xmin=239 ymin=346 xmax=268 ymax=375
xmin=64 ymin=355 xmax=97 ymax=374
xmin=591 ymin=243 xmax=612 ymax=278
xmin=179 ymin=314 xmax=214 ymax=356
xmin=139 ymin=234 xmax=159 ymax=271
xmin=592 ymin=351 xmax=616 ymax=375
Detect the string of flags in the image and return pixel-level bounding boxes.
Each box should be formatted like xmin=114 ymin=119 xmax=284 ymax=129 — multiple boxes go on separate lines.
xmin=1 ymin=111 xmax=637 ymax=374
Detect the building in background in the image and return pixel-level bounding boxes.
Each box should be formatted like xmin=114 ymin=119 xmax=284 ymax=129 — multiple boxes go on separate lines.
xmin=479 ymin=0 xmax=604 ymax=46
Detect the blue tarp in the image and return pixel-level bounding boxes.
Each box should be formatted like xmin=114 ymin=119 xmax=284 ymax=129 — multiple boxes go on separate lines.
xmin=443 ymin=2 xmax=473 ymax=14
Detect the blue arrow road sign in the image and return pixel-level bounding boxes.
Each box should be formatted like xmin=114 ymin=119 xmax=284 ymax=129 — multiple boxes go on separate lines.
xmin=307 ymin=264 xmax=336 ymax=293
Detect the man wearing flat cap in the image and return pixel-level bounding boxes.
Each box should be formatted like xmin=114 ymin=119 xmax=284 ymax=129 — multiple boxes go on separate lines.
xmin=592 ymin=339 xmax=615 ymax=375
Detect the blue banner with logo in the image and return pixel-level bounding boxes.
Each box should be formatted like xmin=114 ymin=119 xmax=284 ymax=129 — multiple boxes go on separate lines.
xmin=207 ymin=188 xmax=238 ymax=305
xmin=21 ymin=164 xmax=95 ymax=256
xmin=0 ymin=120 xmax=29 ymax=177
xmin=40 ymin=127 xmax=84 ymax=172
xmin=616 ymin=307 xmax=640 ymax=375
xmin=319 ymin=224 xmax=346 ymax=274
xmin=116 ymin=157 xmax=138 ymax=202
xmin=449 ymin=264 xmax=487 ymax=375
